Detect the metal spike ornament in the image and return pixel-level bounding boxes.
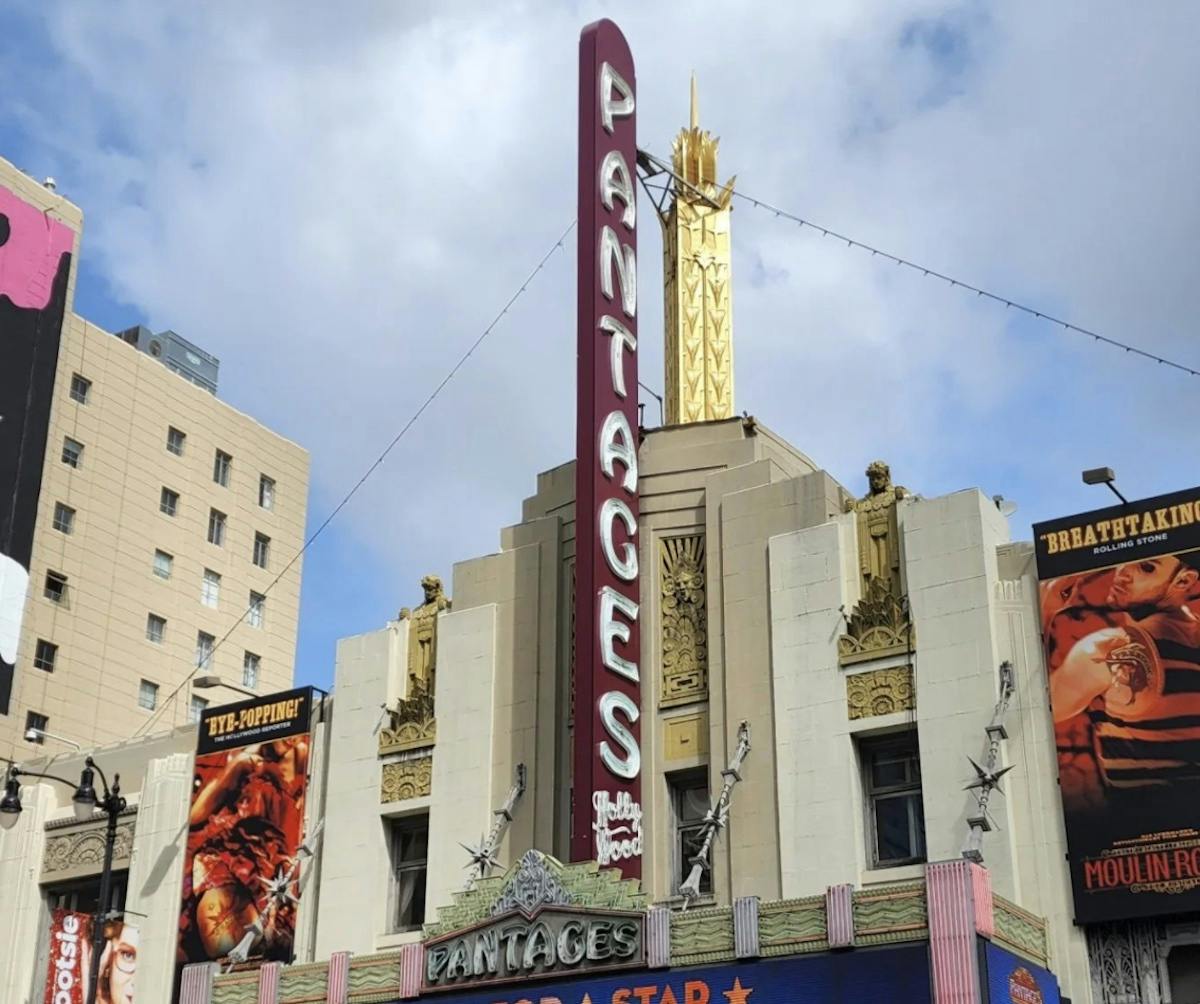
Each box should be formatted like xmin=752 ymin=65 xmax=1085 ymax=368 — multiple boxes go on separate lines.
xmin=224 ymin=818 xmax=325 ymax=972
xmin=962 ymin=661 xmax=1016 ymax=863
xmin=679 ymin=721 xmax=750 ymax=909
xmin=462 ymin=764 xmax=527 ymax=882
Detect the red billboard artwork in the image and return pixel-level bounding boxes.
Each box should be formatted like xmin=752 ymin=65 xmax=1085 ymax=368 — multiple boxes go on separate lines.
xmin=44 ymin=909 xmax=138 ymax=1004
xmin=1035 ymin=488 xmax=1200 ymax=923
xmin=572 ymin=18 xmax=643 ymax=879
xmin=176 ymin=688 xmax=313 ymax=986
xmin=0 ymin=182 xmax=75 ymax=714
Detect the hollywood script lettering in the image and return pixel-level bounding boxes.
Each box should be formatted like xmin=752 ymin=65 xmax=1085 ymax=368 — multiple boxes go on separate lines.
xmin=593 ymin=789 xmax=644 ymax=865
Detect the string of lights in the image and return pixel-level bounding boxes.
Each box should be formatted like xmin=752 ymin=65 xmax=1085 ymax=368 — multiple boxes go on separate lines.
xmin=134 ymin=219 xmax=578 ymax=737
xmin=727 ymin=188 xmax=1199 ymax=378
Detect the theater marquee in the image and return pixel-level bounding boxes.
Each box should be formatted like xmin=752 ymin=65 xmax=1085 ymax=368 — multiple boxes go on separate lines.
xmin=572 ymin=18 xmax=643 ymax=879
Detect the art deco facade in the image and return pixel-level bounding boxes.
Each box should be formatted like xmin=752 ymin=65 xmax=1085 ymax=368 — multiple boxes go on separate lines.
xmin=0 ymin=157 xmax=310 ymax=761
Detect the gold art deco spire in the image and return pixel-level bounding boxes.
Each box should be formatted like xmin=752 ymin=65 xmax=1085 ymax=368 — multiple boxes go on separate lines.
xmin=661 ymin=74 xmax=736 ymax=425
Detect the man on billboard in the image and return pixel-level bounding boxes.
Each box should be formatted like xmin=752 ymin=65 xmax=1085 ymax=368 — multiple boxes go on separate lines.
xmin=1045 ymin=549 xmax=1200 ymax=810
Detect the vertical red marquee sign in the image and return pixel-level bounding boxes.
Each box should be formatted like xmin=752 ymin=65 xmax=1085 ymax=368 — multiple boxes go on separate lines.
xmin=572 ymin=18 xmax=643 ymax=879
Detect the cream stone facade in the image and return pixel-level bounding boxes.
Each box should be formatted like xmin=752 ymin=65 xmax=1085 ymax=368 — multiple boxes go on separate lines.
xmin=0 ymin=157 xmax=309 ymax=762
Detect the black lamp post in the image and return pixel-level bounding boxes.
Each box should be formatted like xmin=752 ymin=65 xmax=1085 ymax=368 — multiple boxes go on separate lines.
xmin=1 ymin=757 xmax=126 ymax=1004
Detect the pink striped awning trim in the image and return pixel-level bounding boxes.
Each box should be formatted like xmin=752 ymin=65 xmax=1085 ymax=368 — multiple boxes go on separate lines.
xmin=179 ymin=962 xmax=216 ymax=1004
xmin=257 ymin=961 xmax=281 ymax=1004
xmin=927 ymin=860 xmax=982 ymax=1004
xmin=327 ymin=950 xmax=351 ymax=1004
xmin=825 ymin=884 xmax=854 ymax=948
xmin=398 ymin=941 xmax=423 ymax=998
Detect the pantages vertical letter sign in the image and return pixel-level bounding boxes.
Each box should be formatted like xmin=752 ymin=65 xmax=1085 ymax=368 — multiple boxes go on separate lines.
xmin=572 ymin=18 xmax=643 ymax=879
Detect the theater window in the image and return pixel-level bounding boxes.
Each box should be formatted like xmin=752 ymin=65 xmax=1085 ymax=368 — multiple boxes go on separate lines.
xmin=389 ymin=814 xmax=429 ymax=933
xmin=669 ymin=770 xmax=712 ymax=896
xmin=860 ymin=730 xmax=926 ymax=868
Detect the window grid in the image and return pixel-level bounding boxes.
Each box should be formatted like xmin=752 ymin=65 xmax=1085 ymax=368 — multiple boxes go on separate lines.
xmin=166 ymin=426 xmax=186 ymax=456
xmin=670 ymin=771 xmax=712 ymax=896
xmin=146 ymin=613 xmax=166 ymax=644
xmin=69 ymin=374 xmax=91 ymax=404
xmin=44 ymin=571 xmax=68 ymax=605
xmin=153 ymin=549 xmax=174 ymax=579
xmin=390 ymin=816 xmax=429 ymax=932
xmin=862 ymin=732 xmax=927 ymax=869
xmin=25 ymin=711 xmax=48 ymax=743
xmin=259 ymin=475 xmax=275 ymax=510
xmin=138 ymin=679 xmax=159 ymax=711
xmin=242 ymin=651 xmax=260 ymax=689
xmin=213 ymin=450 xmax=232 ymax=487
xmin=62 ymin=437 xmax=83 ymax=469
xmin=33 ymin=639 xmax=57 ymax=672
xmin=253 ymin=532 xmax=270 ymax=569
xmin=52 ymin=502 xmax=75 ymax=534
xmin=248 ymin=592 xmax=266 ymax=629
xmin=201 ymin=569 xmax=221 ymax=609
xmin=160 ymin=488 xmax=180 ymax=517
xmin=195 ymin=631 xmax=215 ymax=668
xmin=207 ymin=509 xmax=226 ymax=546
xmin=188 ymin=696 xmax=208 ymax=723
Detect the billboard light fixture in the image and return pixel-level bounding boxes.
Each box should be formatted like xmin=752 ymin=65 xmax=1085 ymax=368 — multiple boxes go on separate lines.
xmin=1081 ymin=467 xmax=1128 ymax=505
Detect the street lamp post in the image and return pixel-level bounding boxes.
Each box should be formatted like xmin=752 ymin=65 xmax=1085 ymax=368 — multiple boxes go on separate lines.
xmin=1 ymin=757 xmax=126 ymax=1004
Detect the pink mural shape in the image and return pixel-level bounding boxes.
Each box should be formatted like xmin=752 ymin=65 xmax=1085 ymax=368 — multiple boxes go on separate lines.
xmin=0 ymin=183 xmax=75 ymax=310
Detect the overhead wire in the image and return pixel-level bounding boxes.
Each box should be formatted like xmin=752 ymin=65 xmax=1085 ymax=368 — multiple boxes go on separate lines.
xmin=133 ymin=219 xmax=577 ymax=737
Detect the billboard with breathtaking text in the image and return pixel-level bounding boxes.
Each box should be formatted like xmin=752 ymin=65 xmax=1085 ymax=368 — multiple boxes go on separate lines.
xmin=1035 ymin=488 xmax=1200 ymax=923
xmin=0 ymin=181 xmax=74 ymax=714
xmin=176 ymin=687 xmax=314 ymax=986
xmin=572 ymin=18 xmax=643 ymax=879
xmin=43 ymin=909 xmax=138 ymax=1004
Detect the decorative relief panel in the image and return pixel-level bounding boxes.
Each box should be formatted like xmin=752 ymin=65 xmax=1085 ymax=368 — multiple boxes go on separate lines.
xmin=660 ymin=534 xmax=708 ymax=707
xmin=381 ymin=756 xmax=433 ymax=803
xmin=664 ymin=711 xmax=709 ymax=760
xmin=379 ymin=575 xmax=448 ymax=756
xmin=42 ymin=812 xmax=136 ymax=880
xmin=845 ymin=667 xmax=915 ymax=720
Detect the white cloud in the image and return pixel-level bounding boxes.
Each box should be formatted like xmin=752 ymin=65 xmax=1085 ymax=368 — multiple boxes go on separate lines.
xmin=9 ymin=0 xmax=1199 ymax=646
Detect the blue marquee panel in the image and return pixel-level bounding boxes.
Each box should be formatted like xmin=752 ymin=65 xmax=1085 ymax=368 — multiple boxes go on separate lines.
xmin=982 ymin=941 xmax=1061 ymax=1004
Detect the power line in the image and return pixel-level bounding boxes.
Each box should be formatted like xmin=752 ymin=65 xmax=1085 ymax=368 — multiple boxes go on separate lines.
xmin=729 ymin=188 xmax=1199 ymax=378
xmin=134 ymin=219 xmax=577 ymax=737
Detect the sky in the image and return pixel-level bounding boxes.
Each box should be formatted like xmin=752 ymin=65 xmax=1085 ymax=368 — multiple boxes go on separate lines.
xmin=1 ymin=2 xmax=1197 ymax=693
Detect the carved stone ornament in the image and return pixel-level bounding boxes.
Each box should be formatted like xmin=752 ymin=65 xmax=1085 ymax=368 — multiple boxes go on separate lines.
xmin=490 ymin=850 xmax=576 ymax=917
xmin=840 ymin=461 xmax=914 ymax=665
xmin=42 ymin=814 xmax=136 ymax=880
xmin=845 ymin=666 xmax=915 ymax=720
xmin=660 ymin=534 xmax=708 ymax=706
xmin=379 ymin=678 xmax=437 ymax=755
xmin=380 ymin=755 xmax=433 ymax=803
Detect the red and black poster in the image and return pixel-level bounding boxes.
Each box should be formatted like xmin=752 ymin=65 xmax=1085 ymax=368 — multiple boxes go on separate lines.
xmin=43 ymin=909 xmax=139 ymax=1004
xmin=176 ymin=687 xmax=313 ymax=985
xmin=1035 ymin=487 xmax=1200 ymax=923
xmin=0 ymin=181 xmax=75 ymax=713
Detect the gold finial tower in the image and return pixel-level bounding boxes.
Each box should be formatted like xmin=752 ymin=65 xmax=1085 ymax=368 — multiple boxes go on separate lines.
xmin=661 ymin=74 xmax=736 ymax=424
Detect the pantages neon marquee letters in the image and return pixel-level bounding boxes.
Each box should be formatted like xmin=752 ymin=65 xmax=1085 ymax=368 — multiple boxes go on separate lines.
xmin=572 ymin=18 xmax=643 ymax=879
xmin=423 ymin=907 xmax=644 ymax=991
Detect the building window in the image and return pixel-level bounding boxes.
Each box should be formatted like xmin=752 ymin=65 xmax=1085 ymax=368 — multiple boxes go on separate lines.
xmin=861 ymin=731 xmax=926 ymax=868
xmin=207 ymin=509 xmax=226 ymax=546
xmin=138 ymin=679 xmax=159 ymax=710
xmin=213 ymin=449 xmax=232 ymax=487
xmin=146 ymin=613 xmax=166 ymax=644
xmin=253 ymin=532 xmax=270 ymax=569
xmin=62 ymin=437 xmax=83 ymax=469
xmin=188 ymin=695 xmax=208 ymax=723
xmin=389 ymin=815 xmax=429 ymax=932
xmin=153 ymin=549 xmax=173 ymax=579
xmin=69 ymin=374 xmax=91 ymax=404
xmin=160 ymin=487 xmax=180 ymax=517
xmin=52 ymin=502 xmax=75 ymax=534
xmin=258 ymin=475 xmax=275 ymax=510
xmin=34 ymin=639 xmax=57 ymax=672
xmin=46 ymin=874 xmax=128 ymax=917
xmin=195 ymin=631 xmax=215 ymax=668
xmin=201 ymin=569 xmax=221 ymax=608
xmin=248 ymin=591 xmax=265 ymax=628
xmin=670 ymin=771 xmax=712 ymax=896
xmin=166 ymin=426 xmax=186 ymax=456
xmin=25 ymin=711 xmax=48 ymax=742
xmin=44 ymin=571 xmax=68 ymax=605
xmin=242 ymin=651 xmax=260 ymax=689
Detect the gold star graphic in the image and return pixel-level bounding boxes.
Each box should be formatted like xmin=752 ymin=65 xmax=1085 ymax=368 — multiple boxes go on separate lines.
xmin=723 ymin=978 xmax=752 ymax=1004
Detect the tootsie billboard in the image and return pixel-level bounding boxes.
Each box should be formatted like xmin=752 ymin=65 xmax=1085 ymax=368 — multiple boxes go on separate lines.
xmin=1035 ymin=487 xmax=1200 ymax=923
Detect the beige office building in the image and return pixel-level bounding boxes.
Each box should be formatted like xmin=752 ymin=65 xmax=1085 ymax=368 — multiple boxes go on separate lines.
xmin=0 ymin=156 xmax=309 ymax=762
